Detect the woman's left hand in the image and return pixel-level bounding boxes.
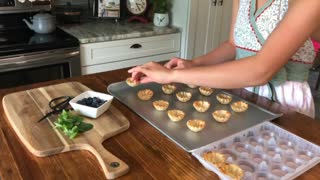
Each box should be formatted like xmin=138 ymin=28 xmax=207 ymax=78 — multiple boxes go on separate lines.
xmin=128 ymin=61 xmax=173 ymax=84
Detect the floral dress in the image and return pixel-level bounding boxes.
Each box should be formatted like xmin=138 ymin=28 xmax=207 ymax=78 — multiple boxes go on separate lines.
xmin=234 ymin=0 xmax=316 ymax=118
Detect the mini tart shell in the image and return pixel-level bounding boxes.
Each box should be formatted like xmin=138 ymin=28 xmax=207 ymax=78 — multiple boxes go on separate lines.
xmin=167 ymin=109 xmax=185 ymax=122
xmin=137 ymin=89 xmax=154 ymax=100
xmin=186 ymin=119 xmax=206 ymax=132
xmin=199 ymin=87 xmax=214 ymax=96
xmin=212 ymin=110 xmax=231 ymax=123
xmin=162 ymin=84 xmax=177 ymax=95
xmin=231 ymin=101 xmax=248 ymax=112
xmin=193 ymin=100 xmax=211 ymax=112
xmin=220 ymin=163 xmax=244 ymax=180
xmin=216 ymin=93 xmax=232 ymax=105
xmin=176 ymin=91 xmax=192 ymax=102
xmin=187 ymin=84 xmax=197 ymax=88
xmin=126 ymin=77 xmax=139 ymax=87
xmin=153 ymin=100 xmax=169 ymax=111
xmin=202 ymin=151 xmax=226 ymax=168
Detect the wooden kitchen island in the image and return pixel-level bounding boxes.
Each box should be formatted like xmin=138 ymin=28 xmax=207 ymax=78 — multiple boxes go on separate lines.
xmin=0 ymin=68 xmax=319 ymax=180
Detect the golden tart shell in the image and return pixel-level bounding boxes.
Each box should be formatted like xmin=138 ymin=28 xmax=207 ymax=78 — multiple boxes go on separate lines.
xmin=216 ymin=93 xmax=232 ymax=105
xmin=187 ymin=84 xmax=197 ymax=88
xmin=199 ymin=87 xmax=214 ymax=96
xmin=162 ymin=84 xmax=177 ymax=95
xmin=137 ymin=89 xmax=154 ymax=100
xmin=202 ymin=151 xmax=226 ymax=168
xmin=153 ymin=100 xmax=169 ymax=111
xmin=186 ymin=119 xmax=206 ymax=132
xmin=167 ymin=109 xmax=185 ymax=122
xmin=212 ymin=110 xmax=231 ymax=123
xmin=231 ymin=101 xmax=248 ymax=112
xmin=193 ymin=100 xmax=211 ymax=112
xmin=176 ymin=91 xmax=192 ymax=102
xmin=220 ymin=163 xmax=244 ymax=180
xmin=126 ymin=77 xmax=139 ymax=87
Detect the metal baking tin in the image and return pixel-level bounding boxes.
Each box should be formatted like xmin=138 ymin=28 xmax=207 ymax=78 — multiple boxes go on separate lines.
xmin=107 ymin=82 xmax=282 ymax=152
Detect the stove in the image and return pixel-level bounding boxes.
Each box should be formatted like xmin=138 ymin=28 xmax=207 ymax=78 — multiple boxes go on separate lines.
xmin=0 ymin=26 xmax=79 ymax=57
xmin=0 ymin=0 xmax=81 ymax=88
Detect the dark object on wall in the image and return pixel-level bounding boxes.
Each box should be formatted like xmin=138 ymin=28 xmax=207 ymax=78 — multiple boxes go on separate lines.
xmin=55 ymin=2 xmax=83 ymax=24
xmin=88 ymin=0 xmax=122 ymax=19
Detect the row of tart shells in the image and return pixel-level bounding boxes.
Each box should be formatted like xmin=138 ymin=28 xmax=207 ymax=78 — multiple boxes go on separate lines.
xmin=127 ymin=77 xmax=214 ymax=97
xmin=138 ymin=88 xmax=248 ymax=113
xmin=162 ymin=84 xmax=214 ymax=97
xmin=129 ymin=78 xmax=241 ymax=107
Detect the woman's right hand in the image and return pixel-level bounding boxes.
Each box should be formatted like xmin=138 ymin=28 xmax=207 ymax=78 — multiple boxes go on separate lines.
xmin=164 ymin=57 xmax=194 ymax=69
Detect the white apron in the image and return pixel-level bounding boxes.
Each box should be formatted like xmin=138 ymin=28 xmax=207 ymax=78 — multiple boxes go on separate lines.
xmin=234 ymin=0 xmax=316 ymax=118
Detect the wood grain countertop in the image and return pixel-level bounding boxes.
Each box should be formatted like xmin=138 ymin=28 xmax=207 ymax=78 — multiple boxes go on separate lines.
xmin=0 ymin=68 xmax=319 ymax=180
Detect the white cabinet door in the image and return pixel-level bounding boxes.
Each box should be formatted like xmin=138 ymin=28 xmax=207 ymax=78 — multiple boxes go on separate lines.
xmin=171 ymin=0 xmax=233 ymax=59
xmin=194 ymin=0 xmax=233 ymax=57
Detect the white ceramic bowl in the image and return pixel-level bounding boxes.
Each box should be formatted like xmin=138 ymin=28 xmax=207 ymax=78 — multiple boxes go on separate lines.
xmin=69 ymin=91 xmax=113 ymax=118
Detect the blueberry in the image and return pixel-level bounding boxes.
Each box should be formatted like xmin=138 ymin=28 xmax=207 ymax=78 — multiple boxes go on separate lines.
xmin=77 ymin=97 xmax=107 ymax=108
xmin=86 ymin=98 xmax=93 ymax=105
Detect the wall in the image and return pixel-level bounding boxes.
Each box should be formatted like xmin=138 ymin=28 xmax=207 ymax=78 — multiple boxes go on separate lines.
xmin=170 ymin=0 xmax=191 ymax=59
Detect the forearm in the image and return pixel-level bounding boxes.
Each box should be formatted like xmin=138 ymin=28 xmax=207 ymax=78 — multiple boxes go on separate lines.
xmin=171 ymin=55 xmax=271 ymax=89
xmin=191 ymin=41 xmax=237 ymax=66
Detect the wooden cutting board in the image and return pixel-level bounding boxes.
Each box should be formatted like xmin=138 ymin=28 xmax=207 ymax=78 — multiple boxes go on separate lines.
xmin=2 ymin=82 xmax=130 ymax=179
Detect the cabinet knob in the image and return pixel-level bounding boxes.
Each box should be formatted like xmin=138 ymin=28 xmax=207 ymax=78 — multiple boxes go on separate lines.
xmin=130 ymin=44 xmax=142 ymax=49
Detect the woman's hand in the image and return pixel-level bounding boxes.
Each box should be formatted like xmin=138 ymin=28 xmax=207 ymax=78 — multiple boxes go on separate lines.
xmin=164 ymin=57 xmax=194 ymax=69
xmin=128 ymin=61 xmax=174 ymax=84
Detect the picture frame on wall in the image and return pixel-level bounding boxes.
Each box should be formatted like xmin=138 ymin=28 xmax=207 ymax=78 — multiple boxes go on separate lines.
xmin=98 ymin=0 xmax=121 ymax=18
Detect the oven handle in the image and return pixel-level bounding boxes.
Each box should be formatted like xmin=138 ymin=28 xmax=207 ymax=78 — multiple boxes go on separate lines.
xmin=0 ymin=48 xmax=79 ymax=67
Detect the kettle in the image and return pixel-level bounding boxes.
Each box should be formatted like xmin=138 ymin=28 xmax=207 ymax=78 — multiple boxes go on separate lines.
xmin=23 ymin=12 xmax=56 ymax=34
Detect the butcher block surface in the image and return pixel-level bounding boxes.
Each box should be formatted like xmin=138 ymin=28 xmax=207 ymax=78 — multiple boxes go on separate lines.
xmin=2 ymin=82 xmax=130 ymax=179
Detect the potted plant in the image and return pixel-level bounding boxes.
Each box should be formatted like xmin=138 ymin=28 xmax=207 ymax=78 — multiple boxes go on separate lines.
xmin=151 ymin=0 xmax=171 ymax=27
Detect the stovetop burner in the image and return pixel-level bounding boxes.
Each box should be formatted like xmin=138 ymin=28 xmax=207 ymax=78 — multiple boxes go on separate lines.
xmin=0 ymin=27 xmax=79 ymax=57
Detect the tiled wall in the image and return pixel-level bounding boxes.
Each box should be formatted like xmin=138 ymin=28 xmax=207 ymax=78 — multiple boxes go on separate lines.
xmin=54 ymin=0 xmax=88 ymax=5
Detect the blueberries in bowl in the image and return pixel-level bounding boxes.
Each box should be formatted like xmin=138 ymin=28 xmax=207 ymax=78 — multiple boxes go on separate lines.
xmin=77 ymin=97 xmax=107 ymax=108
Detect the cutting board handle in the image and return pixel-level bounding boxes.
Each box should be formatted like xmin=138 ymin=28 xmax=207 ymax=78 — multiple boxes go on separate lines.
xmin=90 ymin=142 xmax=129 ymax=179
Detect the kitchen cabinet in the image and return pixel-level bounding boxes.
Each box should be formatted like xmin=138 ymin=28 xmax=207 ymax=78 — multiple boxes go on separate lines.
xmin=171 ymin=0 xmax=233 ymax=59
xmin=80 ymin=33 xmax=181 ymax=74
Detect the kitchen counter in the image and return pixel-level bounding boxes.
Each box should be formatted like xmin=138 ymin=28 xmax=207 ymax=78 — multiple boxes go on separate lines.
xmin=58 ymin=20 xmax=180 ymax=44
xmin=1 ymin=68 xmax=320 ymax=179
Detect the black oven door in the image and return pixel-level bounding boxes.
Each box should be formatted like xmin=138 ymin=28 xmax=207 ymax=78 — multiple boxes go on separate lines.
xmin=0 ymin=48 xmax=81 ymax=88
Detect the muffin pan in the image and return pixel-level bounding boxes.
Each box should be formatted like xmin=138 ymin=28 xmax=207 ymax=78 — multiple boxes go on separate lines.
xmin=192 ymin=122 xmax=320 ymax=180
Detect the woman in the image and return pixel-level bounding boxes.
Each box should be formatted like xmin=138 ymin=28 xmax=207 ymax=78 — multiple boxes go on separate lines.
xmin=129 ymin=0 xmax=320 ymax=118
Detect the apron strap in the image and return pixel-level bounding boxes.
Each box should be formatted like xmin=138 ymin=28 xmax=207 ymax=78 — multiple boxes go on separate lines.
xmin=253 ymin=82 xmax=277 ymax=102
xmin=267 ymin=82 xmax=277 ymax=102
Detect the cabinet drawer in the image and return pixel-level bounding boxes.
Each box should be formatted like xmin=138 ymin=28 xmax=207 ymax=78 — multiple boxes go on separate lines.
xmin=80 ymin=33 xmax=180 ymax=66
xmin=82 ymin=52 xmax=179 ymax=75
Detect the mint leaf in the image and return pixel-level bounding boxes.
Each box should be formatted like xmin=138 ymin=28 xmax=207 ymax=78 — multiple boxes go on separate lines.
xmin=54 ymin=110 xmax=93 ymax=139
xmin=78 ymin=122 xmax=93 ymax=132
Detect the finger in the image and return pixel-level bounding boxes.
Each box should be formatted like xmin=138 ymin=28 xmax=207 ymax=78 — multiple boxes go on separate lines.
xmin=128 ymin=66 xmax=138 ymax=73
xmin=139 ymin=76 xmax=153 ymax=84
xmin=131 ymin=71 xmax=141 ymax=80
xmin=165 ymin=58 xmax=179 ymax=69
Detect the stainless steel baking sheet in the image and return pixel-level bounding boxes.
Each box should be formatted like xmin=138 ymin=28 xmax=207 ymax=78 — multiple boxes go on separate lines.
xmin=107 ymin=82 xmax=282 ymax=152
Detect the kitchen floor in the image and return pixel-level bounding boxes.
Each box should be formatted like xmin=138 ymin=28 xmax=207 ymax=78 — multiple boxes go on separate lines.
xmin=308 ymin=69 xmax=320 ymax=120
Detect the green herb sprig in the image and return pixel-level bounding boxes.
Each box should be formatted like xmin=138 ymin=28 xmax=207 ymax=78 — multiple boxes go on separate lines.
xmin=54 ymin=110 xmax=93 ymax=139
